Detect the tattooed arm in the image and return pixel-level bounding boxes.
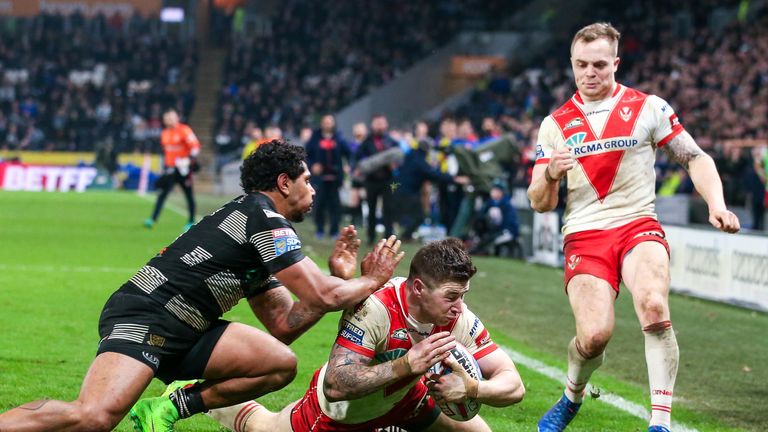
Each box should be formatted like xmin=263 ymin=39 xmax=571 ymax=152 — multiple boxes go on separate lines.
xmin=249 ymin=286 xmax=324 ymax=345
xmin=323 ymin=332 xmax=456 ymax=402
xmin=662 ymin=131 xmax=740 ymax=233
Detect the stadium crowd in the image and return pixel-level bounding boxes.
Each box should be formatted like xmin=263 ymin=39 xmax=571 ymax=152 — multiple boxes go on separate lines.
xmin=211 ymin=0 xmax=522 ymax=162
xmin=0 ymin=12 xmax=196 ymax=153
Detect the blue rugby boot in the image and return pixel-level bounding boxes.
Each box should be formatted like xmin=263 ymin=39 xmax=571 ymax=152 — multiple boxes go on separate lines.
xmin=648 ymin=426 xmax=671 ymax=432
xmin=538 ymin=393 xmax=582 ymax=432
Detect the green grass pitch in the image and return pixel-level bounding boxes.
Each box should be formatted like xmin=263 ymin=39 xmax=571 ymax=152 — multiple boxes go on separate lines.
xmin=0 ymin=191 xmax=765 ymax=431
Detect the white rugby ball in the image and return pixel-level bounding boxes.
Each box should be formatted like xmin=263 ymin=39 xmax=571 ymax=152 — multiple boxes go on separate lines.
xmin=428 ymin=343 xmax=482 ymax=421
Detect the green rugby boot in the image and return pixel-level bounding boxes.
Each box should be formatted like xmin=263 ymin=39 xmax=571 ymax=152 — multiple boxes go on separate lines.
xmin=129 ymin=394 xmax=180 ymax=432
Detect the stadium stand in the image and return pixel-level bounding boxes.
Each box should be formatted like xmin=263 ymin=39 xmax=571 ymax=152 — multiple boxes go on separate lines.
xmin=0 ymin=12 xmax=197 ymax=153
xmin=212 ymin=0 xmax=525 ymax=160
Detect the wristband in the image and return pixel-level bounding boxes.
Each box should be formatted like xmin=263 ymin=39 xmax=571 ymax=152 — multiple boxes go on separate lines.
xmin=465 ymin=377 xmax=479 ymax=399
xmin=544 ymin=167 xmax=558 ymax=183
xmin=392 ymin=355 xmax=412 ymax=378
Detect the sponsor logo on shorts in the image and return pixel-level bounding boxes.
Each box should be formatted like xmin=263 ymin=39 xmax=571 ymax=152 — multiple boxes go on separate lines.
xmin=271 ymin=228 xmax=301 ymax=257
xmin=619 ymin=106 xmax=633 ymax=122
xmin=142 ymin=351 xmax=160 ymax=367
xmin=564 ymin=118 xmax=584 ymax=130
xmin=340 ymin=320 xmax=365 ymax=345
xmin=147 ymin=334 xmax=166 ymax=347
xmin=568 ymin=254 xmax=581 ymax=270
xmin=392 ymin=328 xmax=409 ymax=341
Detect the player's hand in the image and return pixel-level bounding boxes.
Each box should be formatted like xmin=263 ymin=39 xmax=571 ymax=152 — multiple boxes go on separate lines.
xmin=329 ymin=225 xmax=361 ymax=280
xmin=190 ymin=156 xmax=200 ymax=173
xmin=360 ymin=235 xmax=404 ymax=286
xmin=709 ymin=208 xmax=740 ymax=233
xmin=404 ymin=332 xmax=455 ymax=375
xmin=546 ymin=147 xmax=575 ymax=181
xmin=427 ymin=356 xmax=478 ymax=403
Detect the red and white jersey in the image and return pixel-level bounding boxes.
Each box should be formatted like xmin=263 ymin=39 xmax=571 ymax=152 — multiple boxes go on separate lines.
xmin=535 ymin=84 xmax=684 ymax=235
xmin=315 ymin=277 xmax=498 ymax=424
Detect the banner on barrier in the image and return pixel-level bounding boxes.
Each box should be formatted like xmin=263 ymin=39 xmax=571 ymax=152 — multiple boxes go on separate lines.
xmin=531 ymin=211 xmax=561 ymax=267
xmin=0 ymin=162 xmax=97 ymax=192
xmin=666 ymin=226 xmax=768 ymax=312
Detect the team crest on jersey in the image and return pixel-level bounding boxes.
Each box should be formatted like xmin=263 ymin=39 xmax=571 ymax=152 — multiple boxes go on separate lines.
xmin=271 ymin=228 xmax=301 ymax=256
xmin=564 ymin=118 xmax=584 ymax=130
xmin=564 ymin=132 xmax=587 ymax=148
xmin=568 ymin=254 xmax=581 ymax=270
xmin=392 ymin=328 xmax=409 ymax=341
xmin=619 ymin=107 xmax=633 ymax=122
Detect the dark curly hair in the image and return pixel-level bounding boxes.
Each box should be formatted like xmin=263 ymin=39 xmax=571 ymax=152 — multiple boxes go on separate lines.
xmin=241 ymin=140 xmax=307 ymax=192
xmin=408 ymin=238 xmax=477 ymax=287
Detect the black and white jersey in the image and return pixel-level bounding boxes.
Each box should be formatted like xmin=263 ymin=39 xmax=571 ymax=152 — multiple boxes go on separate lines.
xmin=123 ymin=193 xmax=305 ymax=332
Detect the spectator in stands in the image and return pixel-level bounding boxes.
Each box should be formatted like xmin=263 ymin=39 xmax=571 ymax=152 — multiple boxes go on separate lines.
xmin=396 ymin=137 xmax=468 ymax=241
xmin=145 ymin=109 xmax=200 ymax=231
xmin=342 ymin=122 xmax=368 ymax=228
xmin=306 ymin=114 xmax=350 ymax=239
xmin=356 ymin=114 xmax=398 ymax=245
xmin=241 ymin=127 xmax=265 ymax=160
xmin=471 ymin=182 xmax=519 ymax=256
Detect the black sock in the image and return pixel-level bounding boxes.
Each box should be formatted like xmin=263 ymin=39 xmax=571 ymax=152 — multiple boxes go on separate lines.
xmin=168 ymin=383 xmax=206 ymax=418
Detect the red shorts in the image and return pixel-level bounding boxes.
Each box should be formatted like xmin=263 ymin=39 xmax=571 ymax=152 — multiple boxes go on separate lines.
xmin=290 ymin=369 xmax=440 ymax=432
xmin=563 ymin=217 xmax=670 ymax=293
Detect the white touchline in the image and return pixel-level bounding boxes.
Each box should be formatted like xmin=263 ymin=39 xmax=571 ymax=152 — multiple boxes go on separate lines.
xmin=501 ymin=346 xmax=699 ymax=432
xmin=0 ymin=264 xmax=136 ymax=274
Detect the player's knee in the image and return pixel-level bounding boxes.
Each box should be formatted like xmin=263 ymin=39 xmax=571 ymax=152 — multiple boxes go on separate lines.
xmin=259 ymin=346 xmax=297 ymax=388
xmin=639 ymin=292 xmax=668 ymax=323
xmin=581 ymin=330 xmax=610 ymax=357
xmin=74 ymin=405 xmax=122 ymax=432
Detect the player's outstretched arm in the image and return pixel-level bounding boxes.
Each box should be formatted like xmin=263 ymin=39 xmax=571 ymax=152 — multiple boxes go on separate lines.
xmin=663 ymin=131 xmax=740 ymax=233
xmin=328 ymin=225 xmax=361 ymax=280
xmin=323 ymin=332 xmax=456 ymax=402
xmin=248 ymin=287 xmax=324 ymax=344
xmin=274 ymin=236 xmax=405 ymax=312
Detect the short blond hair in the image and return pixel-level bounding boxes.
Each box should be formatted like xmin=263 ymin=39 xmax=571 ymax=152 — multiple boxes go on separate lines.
xmin=571 ymin=22 xmax=621 ymax=56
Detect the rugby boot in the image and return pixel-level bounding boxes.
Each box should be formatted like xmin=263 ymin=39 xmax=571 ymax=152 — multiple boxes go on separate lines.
xmin=129 ymin=395 xmax=179 ymax=432
xmin=538 ymin=393 xmax=582 ymax=432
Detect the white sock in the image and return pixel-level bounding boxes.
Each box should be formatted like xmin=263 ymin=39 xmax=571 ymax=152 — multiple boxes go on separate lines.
xmin=207 ymin=401 xmax=260 ymax=432
xmin=643 ymin=321 xmax=678 ymax=429
xmin=565 ymin=337 xmax=605 ymax=403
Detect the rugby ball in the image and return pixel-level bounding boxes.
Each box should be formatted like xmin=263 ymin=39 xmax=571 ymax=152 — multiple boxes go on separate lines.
xmin=428 ymin=343 xmax=482 ymax=421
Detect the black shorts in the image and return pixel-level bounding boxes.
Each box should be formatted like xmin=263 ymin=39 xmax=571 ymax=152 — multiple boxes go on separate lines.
xmin=96 ymin=286 xmax=229 ymax=384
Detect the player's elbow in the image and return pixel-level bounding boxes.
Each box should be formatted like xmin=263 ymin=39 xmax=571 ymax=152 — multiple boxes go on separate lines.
xmin=509 ymin=381 xmax=526 ymax=404
xmin=529 ymin=199 xmax=556 ymax=213
xmin=323 ymin=379 xmax=349 ymax=402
